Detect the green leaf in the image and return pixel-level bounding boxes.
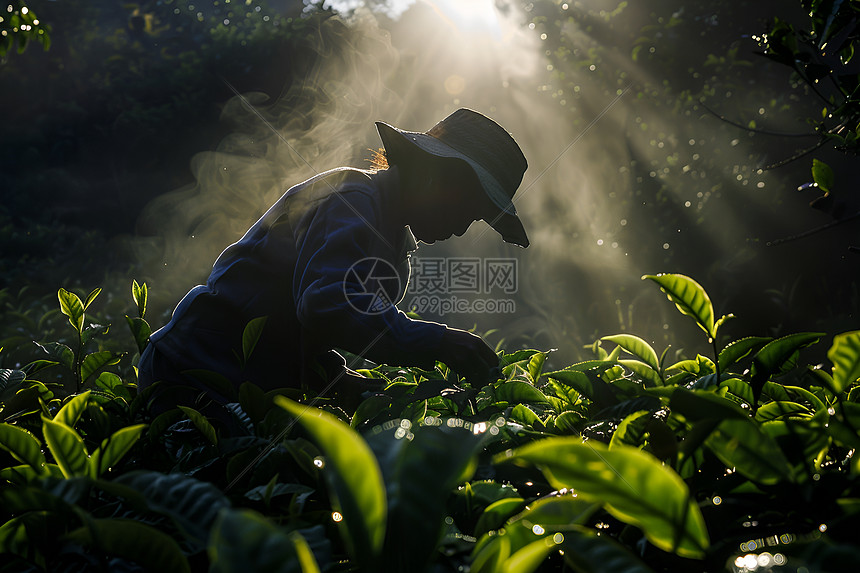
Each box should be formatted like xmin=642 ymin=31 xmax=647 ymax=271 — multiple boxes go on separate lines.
xmin=669 ymin=388 xmax=749 ymax=422
xmin=642 ymin=274 xmax=715 ymax=339
xmin=275 ymin=396 xmax=386 ymax=569
xmin=89 ymin=424 xmax=147 ymax=476
xmin=718 ymin=336 xmax=772 ymax=373
xmin=560 ymin=526 xmax=657 ymax=573
xmin=209 ymin=509 xmax=323 ymax=573
xmin=0 ymin=369 xmax=26 ymax=392
xmin=609 ymin=411 xmax=651 ymax=449
xmin=132 ymin=280 xmax=148 ymax=319
xmin=527 ymin=352 xmax=548 ymax=382
xmin=475 ymin=497 xmax=527 ymax=538
xmin=812 ymin=158 xmax=834 ymax=193
xmin=0 ymin=423 xmax=48 ymax=473
xmin=601 ymin=334 xmax=660 ymax=372
xmin=42 ymin=417 xmax=90 ymax=478
xmin=114 ymin=470 xmax=231 ymax=547
xmin=22 ymin=360 xmax=59 ymax=376
xmin=497 ymin=437 xmax=709 ymax=558
xmin=705 ymin=418 xmax=794 ymax=484
xmin=374 ymin=424 xmax=482 ymax=572
xmin=503 ymin=536 xmax=564 ymax=573
xmin=0 ymin=463 xmax=64 ymax=485
xmin=66 ymin=518 xmax=190 ymax=573
xmin=291 ymin=530 xmax=323 ymax=573
xmin=54 ymin=391 xmax=90 ymax=428
xmin=510 ymin=403 xmax=542 ymax=428
xmin=35 ymin=341 xmax=74 ymax=371
xmin=545 ymin=370 xmax=594 ymax=400
xmin=754 ymin=401 xmax=813 ymax=422
xmin=80 ymin=351 xmax=122 ymax=384
xmin=829 ymin=330 xmax=860 ymax=394
xmin=242 ymin=316 xmax=268 ymax=365
xmin=83 ymin=287 xmax=101 ymax=311
xmin=472 ymin=496 xmax=598 ymax=573
xmin=619 ymin=359 xmax=663 ymax=387
xmin=177 ymin=406 xmax=218 ymax=446
xmin=95 ymin=372 xmax=131 ymax=401
xmin=58 ymin=288 xmax=85 ymax=333
xmin=125 ymin=315 xmax=152 ymax=354
xmin=495 ymin=381 xmax=549 ymax=404
xmin=555 ymin=410 xmax=585 ymax=433
xmin=750 ymin=332 xmax=824 ymax=406
xmin=753 ymin=332 xmax=825 ymax=377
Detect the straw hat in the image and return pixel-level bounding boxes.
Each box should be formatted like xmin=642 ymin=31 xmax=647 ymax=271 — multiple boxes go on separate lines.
xmin=375 ymin=108 xmax=529 ymax=248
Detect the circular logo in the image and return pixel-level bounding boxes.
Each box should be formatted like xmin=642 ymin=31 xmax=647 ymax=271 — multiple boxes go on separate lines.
xmin=343 ymin=257 xmax=402 ymax=315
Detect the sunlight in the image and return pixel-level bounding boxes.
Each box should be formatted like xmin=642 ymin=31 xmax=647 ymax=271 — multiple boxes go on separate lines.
xmin=423 ymin=0 xmax=501 ymax=35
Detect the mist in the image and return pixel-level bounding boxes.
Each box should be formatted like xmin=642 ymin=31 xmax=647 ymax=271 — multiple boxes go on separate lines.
xmin=127 ymin=0 xmax=858 ymax=369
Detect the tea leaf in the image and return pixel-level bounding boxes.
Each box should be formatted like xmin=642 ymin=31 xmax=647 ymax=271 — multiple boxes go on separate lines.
xmin=474 ymin=497 xmax=527 ymax=538
xmin=209 ymin=509 xmax=322 ymax=573
xmin=619 ymin=359 xmax=663 ymax=388
xmin=545 ymin=370 xmax=594 ymax=401
xmin=560 ymin=526 xmax=657 ymax=573
xmin=502 ymin=536 xmax=563 ymax=573
xmin=177 ymin=406 xmax=218 ymax=446
xmin=125 ymin=316 xmax=152 ymax=354
xmin=54 ymin=391 xmax=90 ymax=428
xmin=828 ymin=330 xmax=860 ymax=394
xmin=497 ymin=437 xmax=709 ymax=558
xmin=115 ymin=470 xmax=231 ymax=547
xmin=58 ymin=288 xmax=85 ymax=333
xmin=242 ymin=316 xmax=268 ymax=365
xmin=602 ymin=334 xmax=660 ymax=372
xmin=132 ymin=280 xmax=148 ymax=319
xmin=718 ymin=336 xmax=772 ymax=373
xmin=67 ymin=518 xmax=190 ymax=573
xmin=706 ymin=418 xmax=794 ymax=484
xmin=80 ymin=351 xmax=122 ymax=384
xmin=0 ymin=369 xmax=26 ymax=393
xmin=291 ymin=530 xmax=323 ymax=573
xmin=0 ymin=423 xmax=48 ymax=474
xmin=642 ymin=274 xmax=715 ymax=339
xmin=42 ymin=417 xmax=90 ymax=478
xmin=812 ymin=158 xmax=834 ymax=193
xmin=83 ymin=287 xmax=101 ymax=310
xmin=495 ymin=381 xmax=549 ymax=404
xmin=89 ymin=424 xmax=147 ymax=476
xmin=276 ymin=396 xmax=386 ymax=569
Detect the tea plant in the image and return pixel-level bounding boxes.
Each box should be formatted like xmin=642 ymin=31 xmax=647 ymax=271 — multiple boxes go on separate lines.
xmin=1 ymin=273 xmax=859 ymax=572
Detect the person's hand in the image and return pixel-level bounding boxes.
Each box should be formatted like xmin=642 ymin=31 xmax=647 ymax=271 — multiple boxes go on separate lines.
xmin=438 ymin=328 xmax=500 ymax=384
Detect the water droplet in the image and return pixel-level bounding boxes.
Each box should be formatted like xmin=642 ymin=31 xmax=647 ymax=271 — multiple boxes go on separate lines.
xmin=313 ymin=456 xmax=325 ymax=468
xmin=532 ymin=524 xmax=545 ymax=535
xmin=332 ymin=511 xmax=343 ymax=522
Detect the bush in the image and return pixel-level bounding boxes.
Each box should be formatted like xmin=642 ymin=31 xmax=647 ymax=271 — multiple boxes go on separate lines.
xmin=1 ymin=272 xmax=859 ymax=572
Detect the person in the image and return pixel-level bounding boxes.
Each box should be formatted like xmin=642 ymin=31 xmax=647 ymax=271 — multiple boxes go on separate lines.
xmin=137 ymin=108 xmax=529 ymax=417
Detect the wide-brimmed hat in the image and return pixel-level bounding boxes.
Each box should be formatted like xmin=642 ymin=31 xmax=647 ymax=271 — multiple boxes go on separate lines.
xmin=375 ymin=108 xmax=529 ymax=248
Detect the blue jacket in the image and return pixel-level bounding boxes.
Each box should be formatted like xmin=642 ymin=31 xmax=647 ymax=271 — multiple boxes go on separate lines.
xmin=146 ymin=167 xmax=445 ymax=395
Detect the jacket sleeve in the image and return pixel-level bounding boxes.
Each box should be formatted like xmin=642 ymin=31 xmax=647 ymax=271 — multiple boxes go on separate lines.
xmin=293 ymin=189 xmax=444 ymax=369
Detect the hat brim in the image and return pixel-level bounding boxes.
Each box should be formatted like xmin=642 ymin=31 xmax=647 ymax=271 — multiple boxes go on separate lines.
xmin=376 ymin=121 xmax=529 ymax=248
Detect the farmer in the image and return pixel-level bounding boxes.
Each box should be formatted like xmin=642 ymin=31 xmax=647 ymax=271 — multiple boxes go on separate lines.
xmin=137 ymin=108 xmax=529 ymax=415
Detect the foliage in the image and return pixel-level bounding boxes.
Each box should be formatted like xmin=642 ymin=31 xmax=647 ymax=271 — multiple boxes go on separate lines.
xmin=751 ymin=0 xmax=860 ymax=224
xmin=0 ymin=1 xmax=50 ymax=58
xmin=1 ymin=273 xmax=859 ymax=571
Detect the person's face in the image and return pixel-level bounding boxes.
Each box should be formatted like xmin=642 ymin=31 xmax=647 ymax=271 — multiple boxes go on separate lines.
xmin=406 ymin=161 xmax=498 ymax=244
